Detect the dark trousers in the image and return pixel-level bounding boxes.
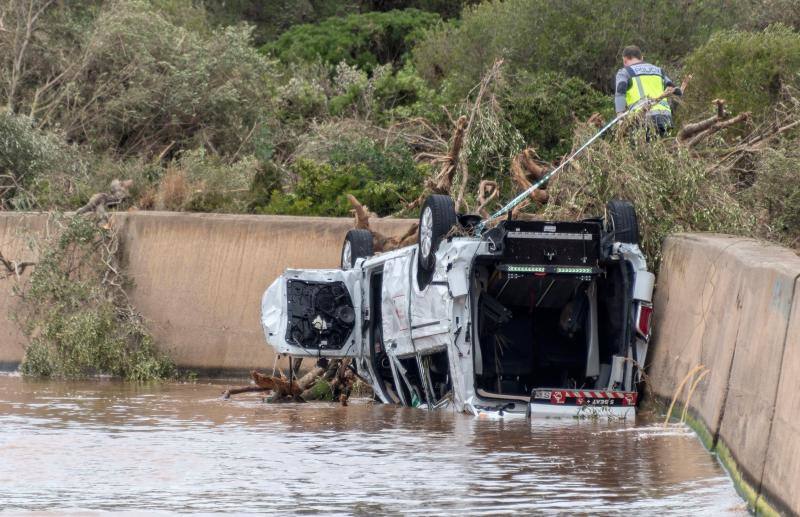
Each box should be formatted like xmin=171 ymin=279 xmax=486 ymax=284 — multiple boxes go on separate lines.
xmin=645 ymin=113 xmax=672 ymax=141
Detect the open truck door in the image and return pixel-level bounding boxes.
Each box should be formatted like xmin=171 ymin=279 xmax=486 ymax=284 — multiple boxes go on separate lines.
xmin=261 ymin=268 xmax=362 ymax=358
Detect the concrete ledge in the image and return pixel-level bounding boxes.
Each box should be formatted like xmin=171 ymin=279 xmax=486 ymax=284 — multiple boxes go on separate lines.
xmin=0 ymin=211 xmax=416 ymax=374
xmin=648 ymin=233 xmax=800 ymax=515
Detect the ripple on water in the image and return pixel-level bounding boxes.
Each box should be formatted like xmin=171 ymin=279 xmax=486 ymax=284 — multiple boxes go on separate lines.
xmin=0 ymin=375 xmax=747 ymax=515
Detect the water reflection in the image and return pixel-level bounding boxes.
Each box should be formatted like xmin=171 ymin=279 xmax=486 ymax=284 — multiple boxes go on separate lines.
xmin=0 ymin=375 xmax=746 ymax=515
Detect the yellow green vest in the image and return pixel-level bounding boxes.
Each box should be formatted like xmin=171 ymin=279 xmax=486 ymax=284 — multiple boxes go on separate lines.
xmin=625 ymin=66 xmax=671 ymax=114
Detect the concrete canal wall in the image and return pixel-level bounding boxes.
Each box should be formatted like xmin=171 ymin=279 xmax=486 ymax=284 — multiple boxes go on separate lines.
xmin=3 ymin=213 xmax=800 ymax=513
xmin=647 ymin=233 xmax=800 ymax=516
xmin=0 ymin=211 xmax=415 ymax=374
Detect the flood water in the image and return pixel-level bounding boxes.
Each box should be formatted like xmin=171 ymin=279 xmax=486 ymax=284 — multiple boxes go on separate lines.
xmin=0 ymin=375 xmax=746 ymax=516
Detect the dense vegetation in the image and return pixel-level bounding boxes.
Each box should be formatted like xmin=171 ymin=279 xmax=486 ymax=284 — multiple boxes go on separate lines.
xmin=1 ymin=0 xmax=798 ymax=248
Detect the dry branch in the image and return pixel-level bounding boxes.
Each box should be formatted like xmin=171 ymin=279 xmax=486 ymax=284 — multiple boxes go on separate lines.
xmin=0 ymin=250 xmax=36 ymax=279
xmin=347 ymin=194 xmax=418 ymax=253
xmin=510 ymin=147 xmax=549 ymax=207
xmin=685 ymin=112 xmax=750 ymax=149
xmin=76 ymin=179 xmax=134 ymax=221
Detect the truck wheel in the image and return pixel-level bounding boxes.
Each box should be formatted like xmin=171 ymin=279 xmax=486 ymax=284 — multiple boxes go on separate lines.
xmin=417 ymin=194 xmax=457 ymax=276
xmin=341 ymin=229 xmax=374 ymax=270
xmin=606 ymin=199 xmax=640 ymax=245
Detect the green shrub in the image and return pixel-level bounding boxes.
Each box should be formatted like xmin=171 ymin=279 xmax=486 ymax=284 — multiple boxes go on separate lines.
xmin=13 ymin=0 xmax=278 ymax=158
xmin=413 ymin=0 xmax=745 ymax=97
xmin=259 ymin=141 xmax=426 ymax=216
xmin=0 ymin=112 xmax=87 ymax=210
xmin=148 ymin=150 xmax=262 ymax=213
xmin=205 ymin=0 xmax=359 ymax=45
xmin=684 ymin=25 xmax=800 ymax=118
xmin=264 ymin=9 xmax=441 ymax=72
xmin=17 ymin=215 xmax=175 ymax=380
xmin=747 ymin=145 xmax=800 ymax=247
xmin=501 ymin=71 xmax=610 ymax=159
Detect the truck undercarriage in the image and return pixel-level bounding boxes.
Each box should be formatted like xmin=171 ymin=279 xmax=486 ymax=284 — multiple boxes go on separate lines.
xmin=261 ymin=197 xmax=653 ymax=419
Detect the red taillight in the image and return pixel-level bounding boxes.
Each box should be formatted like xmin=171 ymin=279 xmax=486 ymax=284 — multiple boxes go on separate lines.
xmin=637 ymin=303 xmax=653 ymax=338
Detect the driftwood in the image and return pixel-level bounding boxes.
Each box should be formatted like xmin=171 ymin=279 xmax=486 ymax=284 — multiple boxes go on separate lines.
xmin=476 ymin=180 xmax=499 ymax=219
xmin=0 ymin=250 xmax=36 ymax=279
xmin=510 ymin=147 xmax=549 ymax=206
xmin=685 ymin=112 xmax=750 ymax=148
xmin=678 ymin=99 xmax=727 ymax=141
xmin=347 ymin=194 xmax=418 ymax=253
xmin=223 ymin=358 xmax=359 ymax=405
xmin=76 ymin=179 xmax=133 ymax=220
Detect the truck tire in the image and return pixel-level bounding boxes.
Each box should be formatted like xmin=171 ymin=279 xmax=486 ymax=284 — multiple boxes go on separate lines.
xmin=417 ymin=194 xmax=457 ymax=275
xmin=341 ymin=229 xmax=374 ymax=270
xmin=606 ymin=199 xmax=640 ymax=245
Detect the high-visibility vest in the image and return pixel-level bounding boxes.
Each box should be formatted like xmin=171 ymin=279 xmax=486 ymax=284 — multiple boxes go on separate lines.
xmin=625 ymin=65 xmax=671 ymax=114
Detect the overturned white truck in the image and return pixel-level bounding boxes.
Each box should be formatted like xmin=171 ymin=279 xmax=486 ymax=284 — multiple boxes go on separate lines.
xmin=261 ymin=195 xmax=654 ymax=418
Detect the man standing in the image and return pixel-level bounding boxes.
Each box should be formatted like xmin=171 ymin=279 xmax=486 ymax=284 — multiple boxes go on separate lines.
xmin=614 ymin=45 xmax=681 ymax=138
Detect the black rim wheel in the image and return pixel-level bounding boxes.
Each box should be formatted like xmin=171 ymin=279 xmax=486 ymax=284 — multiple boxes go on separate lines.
xmin=606 ymin=199 xmax=640 ymax=245
xmin=341 ymin=229 xmax=374 ymax=269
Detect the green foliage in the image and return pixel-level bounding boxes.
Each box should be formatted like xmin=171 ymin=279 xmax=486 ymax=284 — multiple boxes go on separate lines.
xmin=205 ymin=0 xmax=360 ymax=44
xmin=501 ymin=71 xmax=610 ymax=159
xmin=0 ymin=112 xmax=80 ymax=209
xmin=746 ymin=144 xmax=800 ymax=247
xmin=7 ymin=0 xmax=278 ymax=159
xmin=17 ymin=215 xmax=175 ymax=380
xmin=265 ymin=9 xmax=441 ymax=72
xmin=684 ymin=25 xmax=800 ymax=118
xmin=259 ymin=141 xmax=426 ymax=216
xmin=413 ymin=0 xmax=746 ymax=97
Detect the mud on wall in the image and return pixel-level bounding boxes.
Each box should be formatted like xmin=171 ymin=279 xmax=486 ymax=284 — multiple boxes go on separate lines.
xmin=0 ymin=211 xmax=415 ymax=374
xmin=647 ymin=233 xmax=800 ymax=516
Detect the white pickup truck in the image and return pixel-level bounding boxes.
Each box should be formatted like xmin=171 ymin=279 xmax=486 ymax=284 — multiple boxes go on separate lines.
xmin=261 ymin=195 xmax=654 ymax=419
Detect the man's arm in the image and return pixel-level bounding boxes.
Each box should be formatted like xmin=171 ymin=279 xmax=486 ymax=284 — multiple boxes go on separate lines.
xmin=614 ymin=68 xmax=629 ymax=113
xmin=663 ymin=71 xmax=682 ymax=96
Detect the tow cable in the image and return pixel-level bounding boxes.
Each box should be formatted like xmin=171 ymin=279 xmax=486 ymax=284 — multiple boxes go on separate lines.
xmin=473 ymin=110 xmax=630 ymax=235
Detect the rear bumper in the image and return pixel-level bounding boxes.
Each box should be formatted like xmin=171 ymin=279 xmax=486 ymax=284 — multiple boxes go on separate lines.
xmin=466 ymin=389 xmax=638 ymax=419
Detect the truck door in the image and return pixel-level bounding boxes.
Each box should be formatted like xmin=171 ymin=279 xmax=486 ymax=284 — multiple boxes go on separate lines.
xmin=261 ymin=268 xmax=362 ymax=358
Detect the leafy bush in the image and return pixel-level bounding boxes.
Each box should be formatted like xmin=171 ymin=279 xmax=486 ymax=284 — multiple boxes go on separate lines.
xmin=265 ymin=9 xmax=441 ymax=72
xmin=11 ymin=0 xmax=278 ymax=159
xmin=205 ymin=0 xmax=359 ymax=44
xmin=413 ymin=0 xmax=745 ymax=97
xmin=684 ymin=25 xmax=800 ymax=118
xmin=143 ymin=151 xmax=262 ymax=212
xmin=747 ymin=144 xmax=800 ymax=247
xmin=0 ymin=112 xmax=88 ymax=210
xmin=17 ymin=215 xmax=175 ymax=380
xmin=259 ymin=141 xmax=426 ymax=216
xmin=501 ymin=71 xmax=610 ymax=159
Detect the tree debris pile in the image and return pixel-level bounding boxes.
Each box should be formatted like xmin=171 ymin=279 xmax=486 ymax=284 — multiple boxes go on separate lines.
xmin=346 ymin=62 xmax=799 ymax=263
xmin=223 ymin=358 xmax=366 ymax=405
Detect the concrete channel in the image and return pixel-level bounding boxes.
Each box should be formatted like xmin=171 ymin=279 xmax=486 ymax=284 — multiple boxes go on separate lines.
xmin=1 ymin=212 xmax=798 ymax=514
xmin=647 ymin=233 xmax=800 ymax=516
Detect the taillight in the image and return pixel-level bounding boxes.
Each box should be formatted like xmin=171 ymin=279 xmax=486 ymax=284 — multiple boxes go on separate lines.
xmin=636 ymin=303 xmax=653 ymax=338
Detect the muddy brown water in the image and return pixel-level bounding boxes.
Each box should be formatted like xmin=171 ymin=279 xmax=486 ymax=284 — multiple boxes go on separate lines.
xmin=0 ymin=375 xmax=747 ymax=516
